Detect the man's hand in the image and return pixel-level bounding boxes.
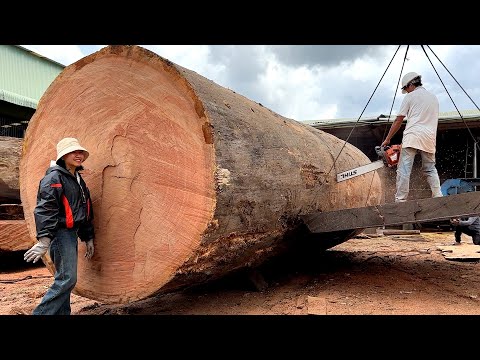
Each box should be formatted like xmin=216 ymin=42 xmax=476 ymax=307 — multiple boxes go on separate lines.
xmin=381 ymin=139 xmax=390 ymax=148
xmin=450 ymin=218 xmax=460 ymax=225
xmin=24 ymin=237 xmax=51 ymax=263
xmin=85 ymin=239 xmax=94 ymax=260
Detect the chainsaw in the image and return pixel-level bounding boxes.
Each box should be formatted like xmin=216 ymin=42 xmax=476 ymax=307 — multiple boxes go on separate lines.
xmin=336 ymin=144 xmax=401 ymax=182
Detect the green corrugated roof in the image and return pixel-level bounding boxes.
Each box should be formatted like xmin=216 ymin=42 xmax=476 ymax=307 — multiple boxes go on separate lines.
xmin=0 ymin=89 xmax=38 ymax=108
xmin=0 ymin=45 xmax=65 ymax=109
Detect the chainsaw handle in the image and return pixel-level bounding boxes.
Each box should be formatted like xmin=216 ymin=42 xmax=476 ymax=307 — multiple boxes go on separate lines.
xmin=375 ymin=145 xmax=389 ymax=157
xmin=377 ymin=144 xmax=402 ymax=168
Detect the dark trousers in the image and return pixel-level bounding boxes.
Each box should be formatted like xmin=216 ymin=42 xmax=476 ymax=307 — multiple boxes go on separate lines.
xmin=455 ymin=226 xmax=480 ymax=245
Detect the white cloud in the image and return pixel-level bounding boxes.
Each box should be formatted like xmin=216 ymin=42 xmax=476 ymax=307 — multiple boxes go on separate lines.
xmin=17 ymin=45 xmax=480 ymax=121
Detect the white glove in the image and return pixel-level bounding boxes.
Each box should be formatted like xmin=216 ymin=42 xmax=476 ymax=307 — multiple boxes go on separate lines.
xmin=24 ymin=237 xmax=51 ymax=263
xmin=85 ymin=239 xmax=94 ymax=260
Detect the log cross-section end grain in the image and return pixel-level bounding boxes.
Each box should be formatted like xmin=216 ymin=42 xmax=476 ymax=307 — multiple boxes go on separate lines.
xmin=21 ymin=46 xmax=218 ymax=304
xmin=0 ymin=220 xmax=34 ymax=251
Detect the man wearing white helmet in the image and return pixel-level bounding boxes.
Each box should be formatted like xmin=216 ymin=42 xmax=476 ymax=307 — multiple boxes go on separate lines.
xmin=381 ymin=72 xmax=443 ymax=202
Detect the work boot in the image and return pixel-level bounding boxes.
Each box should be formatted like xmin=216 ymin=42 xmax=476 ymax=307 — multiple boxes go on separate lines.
xmin=454 ymin=237 xmax=461 ymax=245
xmin=472 ymin=235 xmax=480 ymax=246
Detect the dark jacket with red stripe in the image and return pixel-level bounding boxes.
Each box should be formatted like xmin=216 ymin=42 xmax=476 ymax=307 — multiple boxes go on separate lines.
xmin=34 ymin=165 xmax=94 ymax=242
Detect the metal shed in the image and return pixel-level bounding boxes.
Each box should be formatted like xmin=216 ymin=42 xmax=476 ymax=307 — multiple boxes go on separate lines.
xmin=0 ymin=45 xmax=64 ymax=138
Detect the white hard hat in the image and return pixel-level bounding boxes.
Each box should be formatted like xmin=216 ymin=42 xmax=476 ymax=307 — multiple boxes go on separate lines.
xmin=401 ymin=72 xmax=420 ymax=94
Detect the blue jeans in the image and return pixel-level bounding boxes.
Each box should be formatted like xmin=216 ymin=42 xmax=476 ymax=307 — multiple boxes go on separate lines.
xmin=395 ymin=147 xmax=443 ymax=203
xmin=32 ymin=228 xmax=78 ymax=315
xmin=455 ymin=226 xmax=480 ymax=245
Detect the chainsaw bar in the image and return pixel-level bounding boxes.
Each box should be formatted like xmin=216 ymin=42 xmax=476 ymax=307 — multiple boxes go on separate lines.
xmin=336 ymin=160 xmax=385 ymax=182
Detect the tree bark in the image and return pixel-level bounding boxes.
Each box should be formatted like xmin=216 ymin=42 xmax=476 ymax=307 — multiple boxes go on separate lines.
xmin=0 ymin=136 xmax=21 ymax=204
xmin=20 ymin=45 xmax=383 ymax=304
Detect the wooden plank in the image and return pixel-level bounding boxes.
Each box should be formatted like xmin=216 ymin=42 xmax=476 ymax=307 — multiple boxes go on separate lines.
xmin=380 ymin=229 xmax=420 ymax=236
xmin=301 ymin=192 xmax=480 ymax=233
xmin=437 ymin=244 xmax=480 ymax=261
xmin=445 ymin=253 xmax=480 ymax=260
xmin=387 ymin=235 xmax=426 ymax=242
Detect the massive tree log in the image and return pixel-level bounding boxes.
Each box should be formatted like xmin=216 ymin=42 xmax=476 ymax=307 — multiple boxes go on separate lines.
xmin=20 ymin=45 xmax=383 ymax=304
xmin=0 ymin=136 xmax=22 ymax=203
xmin=0 ymin=220 xmax=31 ymax=252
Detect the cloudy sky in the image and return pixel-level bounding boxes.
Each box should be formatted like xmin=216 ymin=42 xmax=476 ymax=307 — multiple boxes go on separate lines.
xmin=19 ymin=45 xmax=480 ymax=122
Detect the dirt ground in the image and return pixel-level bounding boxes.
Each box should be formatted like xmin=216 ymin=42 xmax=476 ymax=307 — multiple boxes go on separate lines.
xmin=1 ymin=229 xmax=480 ymax=316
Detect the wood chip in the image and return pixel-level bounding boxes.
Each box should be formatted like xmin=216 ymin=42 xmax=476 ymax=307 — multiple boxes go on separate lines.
xmin=306 ymin=296 xmax=327 ymax=315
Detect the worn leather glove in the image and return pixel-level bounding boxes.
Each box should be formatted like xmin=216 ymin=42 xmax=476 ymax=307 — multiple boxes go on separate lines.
xmin=24 ymin=237 xmax=51 ymax=263
xmin=85 ymin=239 xmax=94 ymax=260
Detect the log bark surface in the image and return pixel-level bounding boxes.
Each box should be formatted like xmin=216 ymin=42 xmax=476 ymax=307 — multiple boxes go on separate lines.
xmin=20 ymin=45 xmax=382 ymax=304
xmin=0 ymin=136 xmax=22 ymax=203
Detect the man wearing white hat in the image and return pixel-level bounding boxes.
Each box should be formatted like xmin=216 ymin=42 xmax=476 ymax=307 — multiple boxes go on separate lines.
xmin=24 ymin=137 xmax=95 ymax=315
xmin=381 ymin=72 xmax=443 ymax=202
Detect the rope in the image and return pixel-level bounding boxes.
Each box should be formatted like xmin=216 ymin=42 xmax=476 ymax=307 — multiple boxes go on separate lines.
xmin=326 ymin=45 xmax=403 ymax=179
xmin=381 ymin=45 xmax=410 ymax=142
xmin=368 ymin=45 xmax=410 ymax=207
xmin=319 ymin=45 xmax=409 ymax=207
xmin=424 ymin=45 xmax=480 ymax=156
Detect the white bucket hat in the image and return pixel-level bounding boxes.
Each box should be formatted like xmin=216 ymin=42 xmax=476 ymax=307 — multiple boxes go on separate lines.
xmin=56 ymin=137 xmax=89 ymax=163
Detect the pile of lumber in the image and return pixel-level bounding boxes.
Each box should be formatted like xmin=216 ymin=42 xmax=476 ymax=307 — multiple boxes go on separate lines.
xmin=0 ymin=137 xmax=32 ymax=252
